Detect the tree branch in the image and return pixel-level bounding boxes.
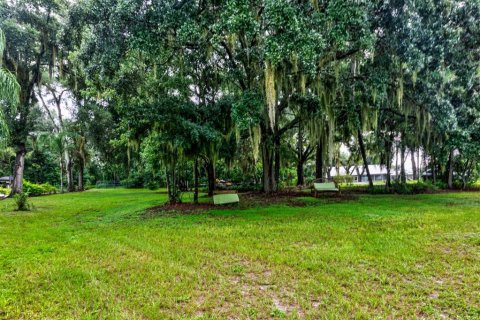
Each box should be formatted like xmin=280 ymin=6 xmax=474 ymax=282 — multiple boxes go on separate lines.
xmin=220 ymin=41 xmax=247 ymax=90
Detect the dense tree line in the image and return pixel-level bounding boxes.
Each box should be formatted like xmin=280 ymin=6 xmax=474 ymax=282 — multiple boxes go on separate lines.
xmin=0 ymin=0 xmax=479 ymax=203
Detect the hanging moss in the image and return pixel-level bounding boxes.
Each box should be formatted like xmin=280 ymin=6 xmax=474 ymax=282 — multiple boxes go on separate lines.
xmin=299 ymin=73 xmax=306 ymax=95
xmin=396 ymin=76 xmax=404 ymax=108
xmin=250 ymin=126 xmax=261 ymax=162
xmin=292 ymin=55 xmax=298 ymax=74
xmin=227 ymin=33 xmax=237 ymax=53
xmin=127 ymin=139 xmax=139 ymax=167
xmin=265 ymin=61 xmax=276 ymax=129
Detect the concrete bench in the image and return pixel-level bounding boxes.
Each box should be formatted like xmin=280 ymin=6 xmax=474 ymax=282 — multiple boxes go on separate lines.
xmin=313 ymin=182 xmax=339 ymax=197
xmin=213 ymin=193 xmax=240 ymax=205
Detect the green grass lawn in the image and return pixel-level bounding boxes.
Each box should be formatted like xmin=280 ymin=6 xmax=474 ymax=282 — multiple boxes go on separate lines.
xmin=1 ymin=189 xmax=479 ymax=319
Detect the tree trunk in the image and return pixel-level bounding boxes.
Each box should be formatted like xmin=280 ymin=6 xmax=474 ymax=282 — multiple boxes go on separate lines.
xmin=417 ymin=149 xmax=421 ymax=181
xmin=66 ymin=153 xmax=74 ymax=192
xmin=315 ymin=141 xmax=323 ymax=181
xmin=274 ymin=136 xmax=281 ymax=186
xmin=171 ymin=165 xmax=177 ymax=204
xmin=296 ymin=160 xmax=305 ymax=186
xmin=461 ymin=159 xmax=470 ymax=190
xmin=400 ymin=144 xmax=406 ymax=184
xmin=355 ymin=166 xmax=361 ymax=182
xmin=78 ymin=163 xmax=84 ymax=191
xmin=357 ymin=129 xmax=373 ymax=188
xmin=261 ymin=136 xmax=276 ymax=194
xmin=165 ymin=167 xmax=171 ymax=200
xmin=193 ymin=158 xmax=199 ymax=204
xmin=11 ymin=144 xmax=26 ymax=195
xmin=395 ymin=144 xmax=399 ymax=181
xmin=386 ymin=160 xmax=392 ymax=189
xmin=296 ymin=123 xmax=304 ymax=186
xmin=447 ymin=149 xmax=454 ymax=189
xmin=422 ymin=149 xmax=427 ymax=181
xmin=260 ymin=121 xmax=277 ymax=194
xmin=59 ymin=158 xmax=64 ymax=193
xmin=205 ymin=160 xmax=215 ymax=197
xmin=166 ymin=164 xmax=181 ymax=204
xmin=411 ymin=148 xmax=417 ymax=180
xmin=385 ymin=137 xmax=393 ymax=190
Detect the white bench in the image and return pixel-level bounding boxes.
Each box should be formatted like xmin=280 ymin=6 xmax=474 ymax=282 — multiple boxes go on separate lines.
xmin=213 ymin=193 xmax=240 ymax=205
xmin=313 ymin=182 xmax=339 ymax=197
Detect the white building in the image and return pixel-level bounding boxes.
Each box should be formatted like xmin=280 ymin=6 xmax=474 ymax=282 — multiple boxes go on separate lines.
xmin=328 ymin=165 xmax=415 ymax=183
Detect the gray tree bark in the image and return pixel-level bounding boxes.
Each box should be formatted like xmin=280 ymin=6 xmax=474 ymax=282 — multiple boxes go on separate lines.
xmin=11 ymin=144 xmax=26 ymax=195
xmin=447 ymin=149 xmax=454 ymax=189
xmin=357 ymin=129 xmax=373 ymax=188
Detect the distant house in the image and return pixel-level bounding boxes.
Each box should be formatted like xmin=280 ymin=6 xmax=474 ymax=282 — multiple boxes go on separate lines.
xmin=328 ymin=165 xmax=414 ymax=183
xmin=0 ymin=176 xmax=13 ymax=187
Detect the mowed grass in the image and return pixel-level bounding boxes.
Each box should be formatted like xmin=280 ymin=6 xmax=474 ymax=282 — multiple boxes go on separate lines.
xmin=0 ymin=189 xmax=479 ymax=319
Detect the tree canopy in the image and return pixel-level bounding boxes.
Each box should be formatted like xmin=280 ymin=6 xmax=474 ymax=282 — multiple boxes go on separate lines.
xmin=0 ymin=0 xmax=479 ymax=201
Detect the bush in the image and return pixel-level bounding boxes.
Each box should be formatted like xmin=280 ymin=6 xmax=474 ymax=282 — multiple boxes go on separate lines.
xmin=368 ymin=186 xmax=390 ymax=194
xmin=230 ymin=183 xmax=262 ymax=192
xmin=0 ymin=187 xmax=11 ymax=196
xmin=121 ymin=173 xmax=144 ymax=188
xmin=433 ymin=181 xmax=448 ymax=189
xmin=145 ymin=180 xmax=160 ymax=190
xmin=391 ymin=181 xmax=438 ymax=194
xmin=23 ymin=180 xmax=57 ymax=196
xmin=14 ymin=192 xmax=30 ymax=211
xmin=332 ymin=175 xmax=354 ymax=185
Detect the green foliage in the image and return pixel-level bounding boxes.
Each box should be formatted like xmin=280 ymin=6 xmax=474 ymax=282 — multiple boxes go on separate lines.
xmin=23 ymin=180 xmax=57 ymax=196
xmin=332 ymin=175 xmax=354 ymax=185
xmin=390 ymin=181 xmax=439 ymax=195
xmin=231 ymin=91 xmax=263 ymax=130
xmin=0 ymin=186 xmax=10 ymax=196
xmin=0 ymin=28 xmax=19 ymax=143
xmin=1 ymin=0 xmax=478 ymax=196
xmin=1 ymin=189 xmax=479 ymax=317
xmin=13 ymin=192 xmax=30 ymax=211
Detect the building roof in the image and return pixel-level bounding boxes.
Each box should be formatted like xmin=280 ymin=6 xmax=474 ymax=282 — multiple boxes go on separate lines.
xmin=0 ymin=176 xmax=13 ymax=181
xmin=329 ymin=165 xmax=413 ymax=177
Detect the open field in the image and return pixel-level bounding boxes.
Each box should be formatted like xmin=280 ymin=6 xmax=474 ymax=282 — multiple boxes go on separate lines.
xmin=0 ymin=189 xmax=479 ymax=319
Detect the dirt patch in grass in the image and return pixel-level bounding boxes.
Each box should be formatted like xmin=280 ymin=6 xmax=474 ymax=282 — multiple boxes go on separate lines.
xmin=238 ymin=191 xmax=358 ymax=208
xmin=238 ymin=192 xmax=309 ymax=207
xmin=143 ymin=192 xmax=358 ymax=216
xmin=224 ymin=258 xmax=304 ymax=318
xmin=142 ymin=203 xmax=217 ymax=217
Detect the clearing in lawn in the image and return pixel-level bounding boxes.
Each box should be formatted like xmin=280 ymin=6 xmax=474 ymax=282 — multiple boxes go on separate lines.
xmin=0 ymin=189 xmax=479 ymax=319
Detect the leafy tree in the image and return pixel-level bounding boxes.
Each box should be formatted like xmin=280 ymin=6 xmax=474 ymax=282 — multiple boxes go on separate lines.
xmin=0 ymin=0 xmax=63 ymax=193
xmin=0 ymin=29 xmax=19 ymax=142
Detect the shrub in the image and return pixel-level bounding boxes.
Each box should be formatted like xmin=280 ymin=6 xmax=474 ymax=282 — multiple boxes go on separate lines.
xmin=145 ymin=180 xmax=160 ymax=190
xmin=121 ymin=174 xmax=144 ymax=188
xmin=390 ymin=181 xmax=438 ymax=194
xmin=411 ymin=181 xmax=438 ymax=193
xmin=14 ymin=192 xmax=30 ymax=211
xmin=0 ymin=187 xmax=11 ymax=196
xmin=23 ymin=180 xmax=57 ymax=196
xmin=433 ymin=181 xmax=448 ymax=189
xmin=332 ymin=175 xmax=354 ymax=185
xmin=230 ymin=183 xmax=262 ymax=192
xmin=368 ymin=186 xmax=390 ymax=194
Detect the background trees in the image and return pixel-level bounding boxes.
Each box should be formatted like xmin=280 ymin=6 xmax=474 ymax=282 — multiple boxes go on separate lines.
xmin=0 ymin=0 xmax=64 ymax=194
xmin=0 ymin=29 xmax=19 ymax=141
xmin=0 ymin=0 xmax=478 ymax=200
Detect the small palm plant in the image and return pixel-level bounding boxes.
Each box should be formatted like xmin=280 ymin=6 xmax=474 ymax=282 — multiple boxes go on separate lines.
xmin=14 ymin=192 xmax=30 ymax=211
xmin=0 ymin=28 xmax=19 ymax=141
